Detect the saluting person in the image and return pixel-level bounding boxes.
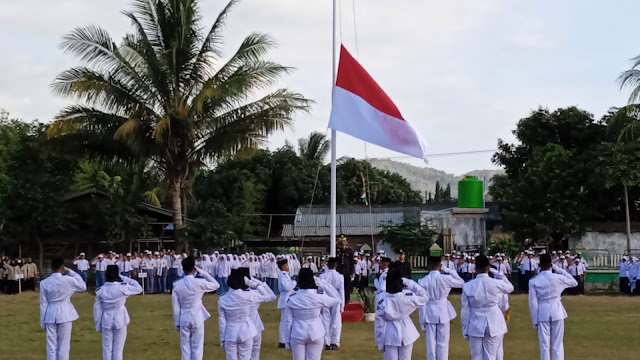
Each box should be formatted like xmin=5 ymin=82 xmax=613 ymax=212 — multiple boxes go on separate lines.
xmin=528 ymin=254 xmax=578 ymax=360
xmin=461 ymin=255 xmax=514 ymax=360
xmin=40 ymin=258 xmax=87 ymax=360
xmin=171 ymin=256 xmax=220 ymax=360
xmin=319 ymin=257 xmax=345 ymax=350
xmin=282 ymin=268 xmax=341 ymax=360
xmin=418 ymin=256 xmax=464 ymax=360
xmin=218 ymin=268 xmax=276 ymax=360
xmin=94 ymin=265 xmax=143 ymax=360
xmin=374 ymin=263 xmax=429 ymax=360
xmin=277 ymin=258 xmax=297 ymax=348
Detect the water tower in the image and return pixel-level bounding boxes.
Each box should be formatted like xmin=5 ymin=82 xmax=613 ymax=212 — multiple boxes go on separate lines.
xmin=451 ymin=175 xmax=488 ymax=252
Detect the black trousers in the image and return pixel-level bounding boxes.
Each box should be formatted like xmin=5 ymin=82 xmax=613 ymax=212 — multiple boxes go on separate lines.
xmin=620 ymin=277 xmax=629 ymax=293
xmin=571 ymin=276 xmax=581 ymax=295
xmin=344 ymin=275 xmax=353 ymax=303
xmin=6 ymin=280 xmax=18 ymax=295
xmin=522 ymin=271 xmax=534 ymax=293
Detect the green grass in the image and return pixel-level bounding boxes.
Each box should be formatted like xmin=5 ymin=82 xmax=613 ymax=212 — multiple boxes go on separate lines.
xmin=2 ymin=292 xmax=640 ymax=359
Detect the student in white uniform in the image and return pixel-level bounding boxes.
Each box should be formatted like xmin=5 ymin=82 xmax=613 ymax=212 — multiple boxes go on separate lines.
xmin=374 ymin=257 xmax=391 ymax=300
xmin=218 ymin=267 xmax=276 ymax=360
xmin=171 ymin=256 xmax=221 ymax=360
xmin=418 ymin=256 xmax=464 ymax=360
xmin=277 ymin=258 xmax=297 ymax=348
xmin=93 ymin=254 xmax=108 ymax=288
xmin=319 ymin=257 xmax=345 ymax=350
xmin=374 ymin=263 xmax=429 ymax=360
xmin=94 ymin=265 xmax=143 ymax=360
xmin=73 ymin=253 xmax=90 ymax=284
xmin=302 ymin=256 xmax=318 ymax=273
xmin=528 ymin=254 xmax=578 ymax=360
xmin=461 ymin=255 xmax=514 ymax=360
xmin=282 ymin=268 xmax=341 ymax=360
xmin=40 ymin=258 xmax=87 ymax=360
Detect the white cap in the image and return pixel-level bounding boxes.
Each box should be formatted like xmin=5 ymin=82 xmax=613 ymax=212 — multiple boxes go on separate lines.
xmin=79 ymin=252 xmax=85 ymax=256
xmin=560 ymin=255 xmax=565 ymax=259
xmin=126 ymin=253 xmax=132 ymax=257
xmin=98 ymin=254 xmax=104 ymax=258
xmin=444 ymin=253 xmax=450 ymax=257
xmin=623 ymin=256 xmax=629 ymax=260
xmin=307 ymin=256 xmax=313 ymax=259
xmin=154 ymin=251 xmax=159 ymax=255
xmin=540 ymin=250 xmax=546 ymax=254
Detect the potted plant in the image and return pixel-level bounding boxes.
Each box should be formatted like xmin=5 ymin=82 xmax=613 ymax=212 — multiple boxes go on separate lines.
xmin=361 ymin=287 xmax=376 ymax=321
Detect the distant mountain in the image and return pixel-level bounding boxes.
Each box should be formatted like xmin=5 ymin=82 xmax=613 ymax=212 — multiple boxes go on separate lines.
xmin=368 ymin=159 xmax=504 ymax=198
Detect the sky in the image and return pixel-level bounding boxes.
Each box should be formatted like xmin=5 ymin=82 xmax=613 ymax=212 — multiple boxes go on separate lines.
xmin=1 ymin=0 xmax=639 ymax=175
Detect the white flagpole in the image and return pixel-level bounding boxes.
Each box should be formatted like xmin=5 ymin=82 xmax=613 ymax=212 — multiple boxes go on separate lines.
xmin=330 ymin=0 xmax=338 ymax=257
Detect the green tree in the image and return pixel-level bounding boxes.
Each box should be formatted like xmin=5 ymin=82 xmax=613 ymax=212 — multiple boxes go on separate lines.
xmin=46 ymin=0 xmax=311 ymax=245
xmin=381 ymin=215 xmax=437 ymax=256
xmin=298 ymin=131 xmax=330 ymax=162
xmin=444 ymin=183 xmax=451 ymax=202
xmin=434 ymin=181 xmax=441 ymax=202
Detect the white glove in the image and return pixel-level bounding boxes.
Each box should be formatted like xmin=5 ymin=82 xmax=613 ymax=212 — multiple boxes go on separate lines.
xmin=244 ymin=277 xmax=261 ymax=289
xmin=441 ymin=266 xmax=450 ymax=274
xmin=490 ymin=268 xmax=504 ymax=279
xmin=552 ymin=264 xmax=562 ymax=273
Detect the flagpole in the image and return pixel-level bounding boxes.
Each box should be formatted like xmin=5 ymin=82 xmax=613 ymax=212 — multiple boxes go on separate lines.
xmin=330 ymin=0 xmax=338 ymax=257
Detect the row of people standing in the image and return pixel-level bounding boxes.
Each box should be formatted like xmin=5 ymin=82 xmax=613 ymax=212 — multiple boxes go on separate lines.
xmin=0 ymin=256 xmax=38 ymax=294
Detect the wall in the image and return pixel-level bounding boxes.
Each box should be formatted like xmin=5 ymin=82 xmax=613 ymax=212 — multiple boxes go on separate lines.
xmin=570 ymin=232 xmax=640 ymax=254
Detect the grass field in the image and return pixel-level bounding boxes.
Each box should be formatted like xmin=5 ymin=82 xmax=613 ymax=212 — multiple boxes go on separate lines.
xmin=2 ymin=291 xmax=639 ymax=359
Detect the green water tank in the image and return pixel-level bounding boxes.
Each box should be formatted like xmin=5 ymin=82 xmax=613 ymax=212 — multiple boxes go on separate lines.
xmin=458 ymin=175 xmax=484 ymax=208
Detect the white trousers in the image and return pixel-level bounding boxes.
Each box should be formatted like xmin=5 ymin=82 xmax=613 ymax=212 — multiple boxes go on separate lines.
xmin=383 ymin=344 xmax=414 ymax=360
xmin=251 ymin=333 xmax=262 ymax=360
xmin=225 ymin=338 xmax=253 ymax=360
xmin=538 ymin=320 xmax=565 ymax=360
xmin=322 ymin=305 xmax=342 ymax=346
xmin=45 ymin=322 xmax=72 ymax=360
xmin=496 ymin=337 xmax=504 ymax=360
xmin=469 ymin=331 xmax=503 ymax=360
xmin=291 ymin=337 xmax=324 ymax=360
xmin=425 ymin=322 xmax=450 ymax=360
xmin=180 ymin=324 xmax=205 ymax=360
xmin=278 ymin=310 xmax=287 ymax=344
xmin=101 ymin=326 xmax=127 ymax=360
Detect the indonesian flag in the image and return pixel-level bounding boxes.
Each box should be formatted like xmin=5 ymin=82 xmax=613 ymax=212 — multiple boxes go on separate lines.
xmin=329 ymin=45 xmax=428 ymax=161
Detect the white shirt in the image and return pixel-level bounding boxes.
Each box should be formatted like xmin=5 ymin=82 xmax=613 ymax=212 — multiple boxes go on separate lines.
xmin=374 ymin=279 xmax=429 ymax=350
xmin=217 ymin=260 xmax=231 ymax=278
xmin=141 ymin=258 xmax=156 ymax=271
xmin=73 ymin=259 xmax=90 ymax=271
xmin=418 ymin=270 xmax=464 ymax=326
xmin=124 ymin=260 xmax=133 ymax=273
xmin=39 ymin=271 xmax=87 ymax=328
xmin=171 ymin=270 xmax=220 ymax=329
xmin=619 ymin=261 xmax=629 ymax=278
xmin=281 ymin=279 xmax=341 ymax=345
xmin=93 ymin=276 xmax=142 ymax=330
xmin=494 ymin=262 xmax=509 ymax=276
xmin=528 ymin=268 xmax=578 ymax=326
xmin=461 ymin=273 xmax=514 ymax=339
xmin=319 ymin=269 xmax=346 ymax=311
xmin=218 ymin=282 xmax=276 ymax=343
xmin=156 ymin=258 xmax=167 ymax=276
xmin=277 ymin=271 xmax=297 ymax=309
xmin=302 ymin=262 xmax=318 ymax=273
xmin=92 ymin=259 xmax=108 ymax=271
xmin=374 ymin=269 xmax=388 ymax=296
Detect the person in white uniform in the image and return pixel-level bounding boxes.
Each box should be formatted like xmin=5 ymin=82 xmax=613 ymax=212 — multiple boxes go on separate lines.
xmin=277 ymin=258 xmax=297 ymax=348
xmin=374 ymin=263 xmax=429 ymax=360
xmin=73 ymin=253 xmax=90 ymax=284
xmin=40 ymin=258 xmax=87 ymax=360
xmin=282 ymin=268 xmax=341 ymax=360
xmin=319 ymin=257 xmax=345 ymax=350
xmin=528 ymin=254 xmax=578 ymax=360
xmin=374 ymin=257 xmax=391 ymax=301
xmin=418 ymin=256 xmax=464 ymax=360
xmin=218 ymin=268 xmax=276 ymax=360
xmin=302 ymin=256 xmax=318 ymax=273
xmin=461 ymin=255 xmax=514 ymax=360
xmin=94 ymin=265 xmax=143 ymax=360
xmin=171 ymin=256 xmax=221 ymax=360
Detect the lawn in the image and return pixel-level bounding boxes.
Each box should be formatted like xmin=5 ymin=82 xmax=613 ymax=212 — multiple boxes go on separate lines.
xmin=1 ymin=291 xmax=639 ymax=359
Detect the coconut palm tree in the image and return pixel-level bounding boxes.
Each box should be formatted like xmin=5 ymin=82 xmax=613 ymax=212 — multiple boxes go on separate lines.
xmin=47 ymin=0 xmax=311 ymax=242
xmin=298 ymin=131 xmax=330 ymax=162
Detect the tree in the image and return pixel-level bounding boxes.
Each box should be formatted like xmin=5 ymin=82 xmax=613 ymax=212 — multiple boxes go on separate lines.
xmin=381 ymin=215 xmax=437 ymax=256
xmin=46 ymin=0 xmax=311 ymax=246
xmin=298 ymin=131 xmax=330 ymax=162
xmin=444 ymin=184 xmax=452 ymax=202
xmin=434 ymin=181 xmax=442 ymax=202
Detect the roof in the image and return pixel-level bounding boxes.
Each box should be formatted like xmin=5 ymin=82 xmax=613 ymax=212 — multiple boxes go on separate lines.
xmin=281 ymin=202 xmax=502 ymax=237
xmin=63 ymin=186 xmax=175 ymax=219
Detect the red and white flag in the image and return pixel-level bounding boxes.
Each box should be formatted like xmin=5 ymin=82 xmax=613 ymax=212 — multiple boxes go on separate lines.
xmin=329 ymin=45 xmax=428 ymax=161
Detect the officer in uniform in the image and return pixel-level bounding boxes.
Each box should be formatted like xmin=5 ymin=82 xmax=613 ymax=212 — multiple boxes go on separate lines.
xmin=394 ymin=250 xmax=412 ymax=279
xmin=336 ymin=234 xmax=355 ymax=303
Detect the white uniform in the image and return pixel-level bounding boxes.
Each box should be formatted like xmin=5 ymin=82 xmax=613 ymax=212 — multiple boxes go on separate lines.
xmin=218 ymin=280 xmax=276 ymax=360
xmin=171 ymin=269 xmax=221 ymax=360
xmin=282 ymin=278 xmax=341 ymax=360
xmin=94 ymin=276 xmax=143 ymax=360
xmin=278 ymin=270 xmax=297 ymax=344
xmin=73 ymin=259 xmax=90 ymax=271
xmin=461 ymin=273 xmax=514 ymax=360
xmin=319 ymin=269 xmax=346 ymax=346
xmin=302 ymin=261 xmax=318 ymax=273
xmin=39 ymin=270 xmax=87 ymax=360
xmin=374 ymin=268 xmax=388 ymax=299
xmin=374 ymin=279 xmax=429 ymax=360
xmin=528 ymin=267 xmax=578 ymax=360
xmin=418 ymin=269 xmax=464 ymax=360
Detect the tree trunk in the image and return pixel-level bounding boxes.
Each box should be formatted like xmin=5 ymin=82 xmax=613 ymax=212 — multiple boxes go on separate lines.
xmin=624 ymin=182 xmax=632 ymax=255
xmin=171 ymin=179 xmax=186 ymax=251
